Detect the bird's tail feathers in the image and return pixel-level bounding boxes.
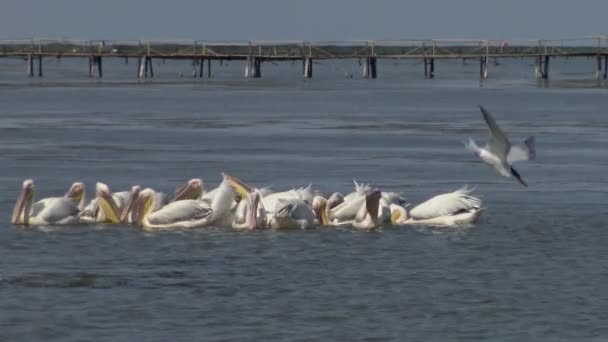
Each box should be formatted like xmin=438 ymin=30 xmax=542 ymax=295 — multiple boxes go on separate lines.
xmin=523 ymin=136 xmax=536 ymax=161
xmin=464 ymin=137 xmax=480 ymax=152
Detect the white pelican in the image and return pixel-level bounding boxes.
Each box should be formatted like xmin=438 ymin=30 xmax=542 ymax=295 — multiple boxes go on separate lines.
xmin=232 ymin=189 xmax=266 ymax=229
xmin=173 ymin=178 xmax=203 ymax=201
xmin=466 ymin=105 xmax=536 ymax=187
xmin=80 ymin=183 xmax=143 ymax=223
xmin=133 ymin=176 xmax=235 ymax=230
xmin=11 ymin=180 xmax=84 ymax=225
xmin=268 ymin=198 xmax=315 ymax=229
xmin=391 ymin=187 xmax=483 ymax=226
xmin=118 ymin=178 xmax=202 ymax=224
xmin=352 ymin=189 xmax=383 ymax=230
xmin=327 ymin=181 xmax=403 ymax=225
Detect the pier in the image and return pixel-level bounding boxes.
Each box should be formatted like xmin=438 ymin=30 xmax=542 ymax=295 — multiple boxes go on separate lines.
xmin=2 ymin=36 xmax=608 ymax=80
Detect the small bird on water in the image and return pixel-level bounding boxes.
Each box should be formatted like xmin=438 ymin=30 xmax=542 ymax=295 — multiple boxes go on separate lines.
xmin=465 ymin=105 xmax=536 ymax=187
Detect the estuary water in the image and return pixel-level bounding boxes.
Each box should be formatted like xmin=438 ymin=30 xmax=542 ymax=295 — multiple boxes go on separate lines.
xmin=0 ymin=57 xmax=607 ymax=341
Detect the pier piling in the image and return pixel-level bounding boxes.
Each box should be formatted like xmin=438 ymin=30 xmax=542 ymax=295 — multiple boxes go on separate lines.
xmin=96 ymin=56 xmax=103 ymax=78
xmin=604 ymin=56 xmax=608 ymax=80
xmin=480 ymin=57 xmax=488 ymax=79
xmin=596 ymin=55 xmax=602 ymax=80
xmin=137 ymin=57 xmax=143 ymax=78
xmin=88 ymin=56 xmax=94 ymax=77
xmin=148 ymin=57 xmax=154 ymax=78
xmin=429 ymin=58 xmax=435 ymax=78
xmin=37 ymin=55 xmax=43 ymax=77
xmin=363 ymin=57 xmax=377 ymax=79
xmin=542 ymin=55 xmax=549 ymax=79
xmin=26 ymin=54 xmax=33 ymax=77
xmin=303 ymin=57 xmax=312 ymax=78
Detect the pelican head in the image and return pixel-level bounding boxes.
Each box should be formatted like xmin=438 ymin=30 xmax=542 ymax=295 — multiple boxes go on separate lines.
xmin=390 ymin=204 xmax=409 ymax=224
xmin=223 ymin=173 xmax=252 ymax=200
xmin=132 ymin=188 xmax=157 ymax=226
xmin=12 ymin=179 xmax=35 ymax=225
xmin=119 ymin=185 xmax=141 ymax=223
xmin=173 ymin=178 xmax=203 ymax=201
xmin=312 ymin=196 xmax=330 ymax=225
xmin=96 ymin=182 xmax=122 ymax=223
xmin=65 ymin=181 xmax=86 ymax=210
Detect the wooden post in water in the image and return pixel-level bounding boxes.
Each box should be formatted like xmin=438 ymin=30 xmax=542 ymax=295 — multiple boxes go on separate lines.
xmin=37 ymin=55 xmax=43 ymax=77
xmin=137 ymin=56 xmax=143 ymax=78
xmin=26 ymin=54 xmax=34 ymax=77
xmin=303 ymin=57 xmax=312 ymax=78
xmin=596 ymin=55 xmax=602 ymax=80
xmin=147 ymin=57 xmax=154 ymax=78
xmin=480 ymin=57 xmax=488 ymax=79
xmin=424 ymin=58 xmax=428 ymax=78
xmin=88 ymin=56 xmax=94 ymax=77
xmin=542 ymin=55 xmax=549 ymax=79
xmin=363 ymin=57 xmax=370 ymax=78
xmin=369 ymin=57 xmax=377 ymax=79
xmin=207 ymin=58 xmax=211 ymax=78
xmin=96 ymin=56 xmax=103 ymax=78
xmin=252 ymin=58 xmax=261 ymax=78
xmin=429 ymin=58 xmax=435 ymax=79
xmin=143 ymin=56 xmax=149 ymax=78
xmin=604 ymin=55 xmax=608 ymax=80
xmin=245 ymin=56 xmax=251 ymax=78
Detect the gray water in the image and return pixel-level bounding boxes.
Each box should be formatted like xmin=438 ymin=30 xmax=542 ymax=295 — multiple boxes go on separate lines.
xmin=0 ymin=57 xmax=607 ymax=341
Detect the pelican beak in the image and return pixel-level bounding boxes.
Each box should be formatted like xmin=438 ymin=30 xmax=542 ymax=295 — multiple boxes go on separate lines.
xmin=248 ymin=190 xmax=260 ymax=229
xmin=173 ymin=178 xmax=203 ymax=201
xmin=12 ymin=179 xmax=34 ymax=225
xmin=223 ymin=173 xmax=252 ymax=201
xmin=120 ymin=185 xmax=141 ymax=223
xmin=313 ymin=196 xmax=330 ymax=225
xmin=320 ymin=201 xmax=330 ymax=225
xmin=96 ymin=182 xmax=121 ymax=223
xmin=134 ymin=189 xmax=155 ymax=226
xmin=66 ymin=182 xmax=85 ymax=211
xmin=391 ymin=209 xmax=401 ymax=224
xmin=366 ymin=189 xmax=382 ymax=219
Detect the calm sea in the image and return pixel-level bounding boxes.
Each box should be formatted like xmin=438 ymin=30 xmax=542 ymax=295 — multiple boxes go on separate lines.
xmin=0 ymin=57 xmax=607 ymax=341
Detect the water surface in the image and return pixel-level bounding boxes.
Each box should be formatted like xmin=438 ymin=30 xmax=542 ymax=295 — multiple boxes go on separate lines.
xmin=0 ymin=58 xmax=607 ymax=341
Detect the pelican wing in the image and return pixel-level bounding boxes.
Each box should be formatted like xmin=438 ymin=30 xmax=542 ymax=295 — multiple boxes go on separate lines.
xmin=148 ymin=200 xmax=212 ymax=225
xmin=261 ymin=191 xmax=299 ymax=213
xmin=112 ymin=191 xmax=132 ymax=210
xmin=479 ymin=106 xmax=510 ymax=159
xmin=344 ymin=180 xmax=371 ymax=201
xmin=154 ymin=192 xmax=170 ymax=210
xmin=508 ymin=136 xmax=536 ymax=163
xmin=330 ymin=195 xmax=366 ymax=221
xmin=32 ymin=197 xmax=80 ymax=224
xmin=210 ymin=178 xmax=236 ymax=221
xmin=381 ymin=192 xmax=407 ymax=206
xmin=409 ymin=187 xmax=482 ymax=220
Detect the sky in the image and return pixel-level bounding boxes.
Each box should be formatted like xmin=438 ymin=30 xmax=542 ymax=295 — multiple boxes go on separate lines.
xmin=1 ymin=0 xmax=607 ymax=42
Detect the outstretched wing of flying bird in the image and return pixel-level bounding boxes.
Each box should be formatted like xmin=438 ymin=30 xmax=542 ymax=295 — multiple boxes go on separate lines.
xmin=479 ymin=105 xmax=510 ymax=160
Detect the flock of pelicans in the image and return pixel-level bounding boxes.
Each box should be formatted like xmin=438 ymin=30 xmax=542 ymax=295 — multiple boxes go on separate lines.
xmin=11 ymin=106 xmax=536 ymax=230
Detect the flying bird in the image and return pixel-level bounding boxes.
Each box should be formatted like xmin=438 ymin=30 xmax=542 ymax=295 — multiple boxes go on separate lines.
xmin=466 ymin=105 xmax=536 ymax=187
